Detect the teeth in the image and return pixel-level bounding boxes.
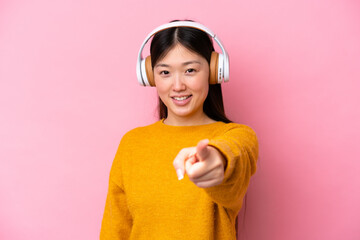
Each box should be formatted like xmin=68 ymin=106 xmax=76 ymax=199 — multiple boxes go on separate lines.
xmin=173 ymin=96 xmax=190 ymax=101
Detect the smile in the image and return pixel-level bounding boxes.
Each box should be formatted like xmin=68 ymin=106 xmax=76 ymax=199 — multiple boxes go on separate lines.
xmin=172 ymin=95 xmax=192 ymax=101
xmin=171 ymin=95 xmax=193 ymax=106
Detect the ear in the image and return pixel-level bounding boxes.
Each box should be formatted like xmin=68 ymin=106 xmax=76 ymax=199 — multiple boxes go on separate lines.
xmin=145 ymin=56 xmax=156 ymax=86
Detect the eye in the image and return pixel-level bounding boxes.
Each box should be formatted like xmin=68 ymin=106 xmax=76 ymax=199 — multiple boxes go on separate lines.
xmin=186 ymin=68 xmax=196 ymax=74
xmin=160 ymin=70 xmax=170 ymax=75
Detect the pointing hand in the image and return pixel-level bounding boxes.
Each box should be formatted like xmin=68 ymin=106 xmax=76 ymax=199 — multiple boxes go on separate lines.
xmin=173 ymin=139 xmax=226 ymax=188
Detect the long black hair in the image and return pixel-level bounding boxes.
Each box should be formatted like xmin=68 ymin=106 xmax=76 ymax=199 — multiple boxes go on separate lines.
xmin=150 ymin=21 xmax=231 ymax=123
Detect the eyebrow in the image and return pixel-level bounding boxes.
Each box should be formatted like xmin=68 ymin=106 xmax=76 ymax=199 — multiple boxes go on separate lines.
xmin=154 ymin=61 xmax=202 ymax=68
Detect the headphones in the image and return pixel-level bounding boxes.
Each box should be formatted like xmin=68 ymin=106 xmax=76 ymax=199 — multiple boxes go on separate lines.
xmin=136 ymin=21 xmax=230 ymax=87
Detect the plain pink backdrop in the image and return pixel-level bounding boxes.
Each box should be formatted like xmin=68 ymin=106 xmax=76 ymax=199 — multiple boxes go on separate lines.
xmin=1 ymin=0 xmax=359 ymax=239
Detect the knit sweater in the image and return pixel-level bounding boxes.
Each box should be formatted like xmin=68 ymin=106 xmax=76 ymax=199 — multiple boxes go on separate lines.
xmin=100 ymin=120 xmax=258 ymax=240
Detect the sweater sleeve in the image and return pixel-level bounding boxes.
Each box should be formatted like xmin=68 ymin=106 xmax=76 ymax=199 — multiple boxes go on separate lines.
xmin=206 ymin=124 xmax=259 ymax=212
xmin=100 ymin=138 xmax=132 ymax=239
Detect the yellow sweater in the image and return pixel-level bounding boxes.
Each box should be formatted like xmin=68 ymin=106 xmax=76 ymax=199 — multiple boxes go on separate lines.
xmin=100 ymin=120 xmax=258 ymax=240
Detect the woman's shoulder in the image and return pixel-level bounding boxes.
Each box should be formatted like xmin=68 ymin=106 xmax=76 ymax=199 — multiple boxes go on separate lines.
xmin=120 ymin=120 xmax=162 ymax=141
xmin=217 ymin=121 xmax=257 ymax=134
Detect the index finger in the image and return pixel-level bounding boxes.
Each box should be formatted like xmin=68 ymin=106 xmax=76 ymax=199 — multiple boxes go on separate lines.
xmin=196 ymin=139 xmax=210 ymax=161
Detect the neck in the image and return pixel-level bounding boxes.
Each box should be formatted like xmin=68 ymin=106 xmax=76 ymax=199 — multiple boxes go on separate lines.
xmin=164 ymin=112 xmax=216 ymax=126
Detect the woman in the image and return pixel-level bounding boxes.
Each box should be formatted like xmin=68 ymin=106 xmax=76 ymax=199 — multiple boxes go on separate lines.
xmin=100 ymin=20 xmax=258 ymax=240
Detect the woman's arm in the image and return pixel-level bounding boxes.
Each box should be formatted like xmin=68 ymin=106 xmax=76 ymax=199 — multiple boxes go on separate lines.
xmin=173 ymin=124 xmax=259 ymax=212
xmin=100 ymin=179 xmax=132 ymax=239
xmin=206 ymin=125 xmax=258 ymax=211
xmin=100 ymin=139 xmax=133 ymax=239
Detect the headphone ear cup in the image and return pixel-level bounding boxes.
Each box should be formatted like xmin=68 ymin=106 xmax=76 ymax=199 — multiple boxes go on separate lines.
xmin=145 ymin=56 xmax=155 ymax=86
xmin=209 ymin=52 xmax=219 ymax=84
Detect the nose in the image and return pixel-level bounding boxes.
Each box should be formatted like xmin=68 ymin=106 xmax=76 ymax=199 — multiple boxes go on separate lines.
xmin=172 ymin=73 xmax=186 ymax=91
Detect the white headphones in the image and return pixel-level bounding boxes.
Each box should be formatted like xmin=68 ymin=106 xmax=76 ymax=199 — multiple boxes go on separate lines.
xmin=136 ymin=21 xmax=230 ymax=87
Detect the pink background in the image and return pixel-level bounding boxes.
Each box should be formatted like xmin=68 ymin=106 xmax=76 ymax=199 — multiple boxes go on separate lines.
xmin=1 ymin=0 xmax=359 ymax=239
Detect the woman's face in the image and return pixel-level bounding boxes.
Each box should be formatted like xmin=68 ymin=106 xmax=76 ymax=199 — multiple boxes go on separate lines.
xmin=153 ymin=43 xmax=210 ymax=125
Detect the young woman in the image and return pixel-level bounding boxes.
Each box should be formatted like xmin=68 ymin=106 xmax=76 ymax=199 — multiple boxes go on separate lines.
xmin=100 ymin=20 xmax=258 ymax=240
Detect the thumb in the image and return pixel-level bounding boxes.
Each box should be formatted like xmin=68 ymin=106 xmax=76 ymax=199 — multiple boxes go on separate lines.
xmin=196 ymin=139 xmax=210 ymax=161
xmin=173 ymin=148 xmax=195 ymax=180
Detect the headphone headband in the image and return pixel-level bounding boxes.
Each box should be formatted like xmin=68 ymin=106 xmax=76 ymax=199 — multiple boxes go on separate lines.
xmin=136 ymin=21 xmax=230 ymax=86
